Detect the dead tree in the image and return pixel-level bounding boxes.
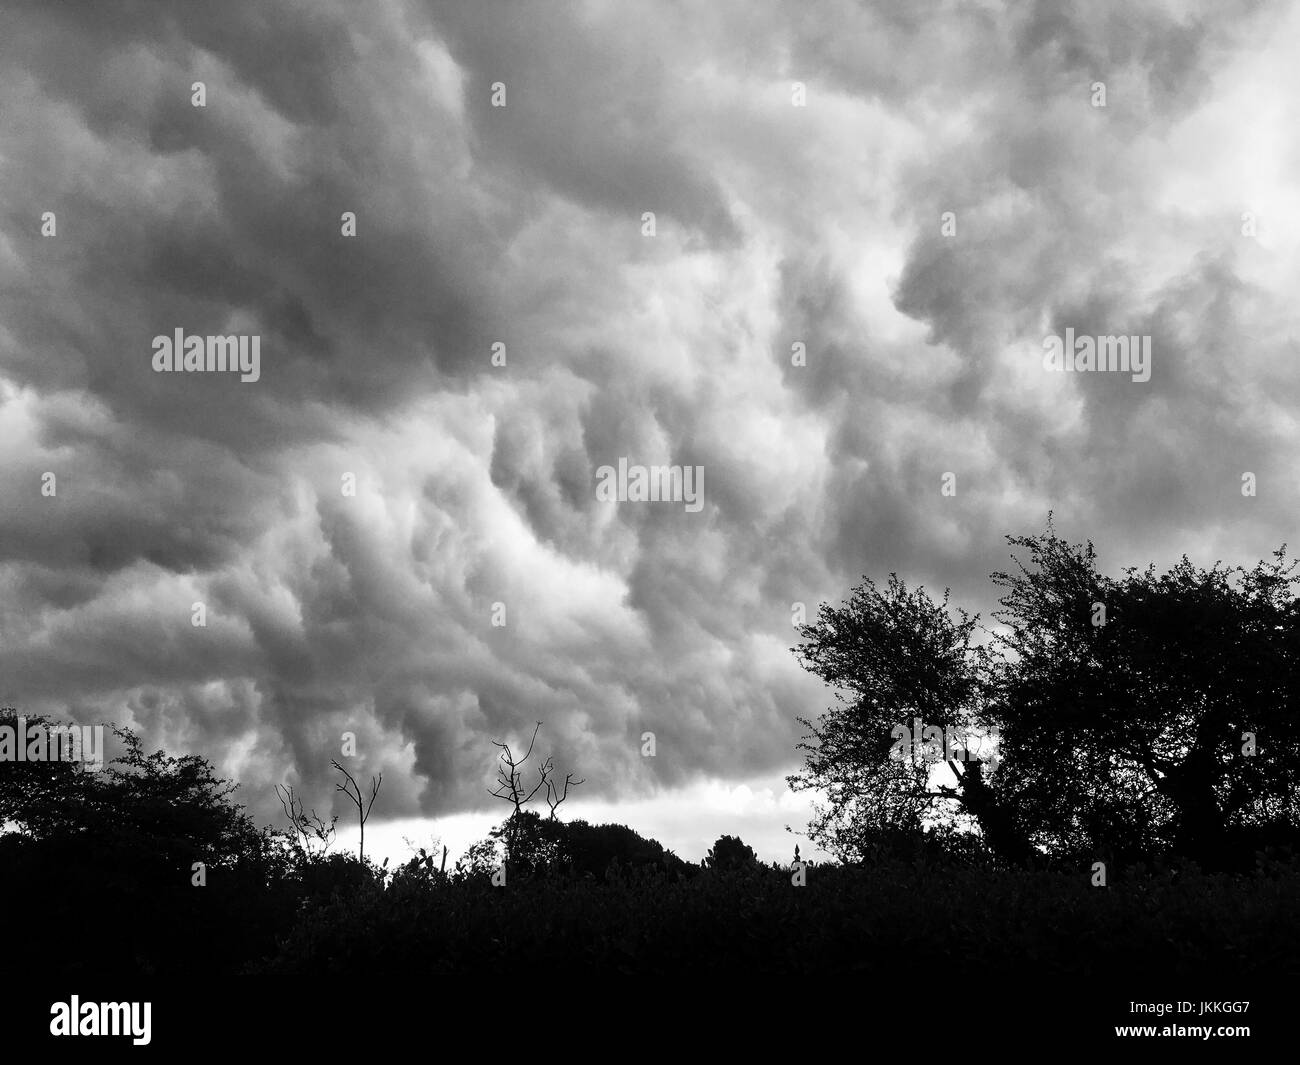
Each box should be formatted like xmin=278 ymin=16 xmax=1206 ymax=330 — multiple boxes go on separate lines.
xmin=331 ymin=759 xmax=382 ymax=864
xmin=488 ymin=722 xmax=548 ymax=859
xmin=275 ymin=783 xmax=338 ymax=857
xmin=488 ymin=722 xmax=585 ymax=863
xmin=545 ymin=770 xmax=585 ymax=820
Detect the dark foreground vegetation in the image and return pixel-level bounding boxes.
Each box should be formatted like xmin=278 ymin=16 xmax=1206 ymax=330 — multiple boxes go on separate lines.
xmin=1 ymin=738 xmax=1297 ymax=980
xmin=258 ymin=846 xmax=1300 ymax=979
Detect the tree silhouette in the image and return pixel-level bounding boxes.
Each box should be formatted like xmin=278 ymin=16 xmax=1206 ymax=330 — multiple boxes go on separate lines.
xmin=0 ymin=710 xmax=95 ymax=837
xmin=276 ymin=783 xmax=337 ymax=859
xmin=788 ymin=571 xmax=1012 ymax=863
xmin=0 ymin=718 xmax=281 ymax=975
xmin=331 ymin=759 xmax=382 ymax=864
xmin=790 ymin=519 xmax=1300 ymax=870
xmin=989 ymin=524 xmax=1300 ymax=869
xmin=487 ymin=721 xmax=582 ymax=865
xmin=546 ymin=768 xmax=585 ymax=820
xmin=706 ymin=834 xmax=759 ymax=871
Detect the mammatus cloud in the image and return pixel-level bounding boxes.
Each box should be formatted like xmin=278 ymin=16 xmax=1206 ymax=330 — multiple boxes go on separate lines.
xmin=1 ymin=0 xmax=1297 ymax=855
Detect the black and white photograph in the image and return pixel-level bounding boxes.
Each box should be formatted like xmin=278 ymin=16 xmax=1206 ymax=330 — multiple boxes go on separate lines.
xmin=1 ymin=0 xmax=1296 ymax=1050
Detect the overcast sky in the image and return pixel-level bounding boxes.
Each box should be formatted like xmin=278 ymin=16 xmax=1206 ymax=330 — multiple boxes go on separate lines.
xmin=2 ymin=0 xmax=1297 ymax=864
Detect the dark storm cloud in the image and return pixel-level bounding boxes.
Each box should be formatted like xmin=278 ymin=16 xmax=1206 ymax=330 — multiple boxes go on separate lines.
xmin=1 ymin=0 xmax=1296 ymax=835
xmin=421 ymin=0 xmax=742 ymax=246
xmin=2 ymin=0 xmax=505 ymax=431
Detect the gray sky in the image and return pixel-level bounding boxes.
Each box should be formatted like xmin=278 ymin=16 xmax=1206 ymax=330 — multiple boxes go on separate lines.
xmin=2 ymin=0 xmax=1297 ymax=863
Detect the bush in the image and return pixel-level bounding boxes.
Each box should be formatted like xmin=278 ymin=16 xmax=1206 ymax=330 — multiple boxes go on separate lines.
xmin=705 ymin=834 xmax=759 ymax=872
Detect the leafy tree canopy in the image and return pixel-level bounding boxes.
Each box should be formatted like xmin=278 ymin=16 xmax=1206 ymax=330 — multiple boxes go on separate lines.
xmin=789 ymin=519 xmax=1300 ymax=870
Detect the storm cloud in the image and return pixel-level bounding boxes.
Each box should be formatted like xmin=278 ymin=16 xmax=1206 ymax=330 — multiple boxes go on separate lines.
xmin=2 ymin=0 xmax=1297 ymax=855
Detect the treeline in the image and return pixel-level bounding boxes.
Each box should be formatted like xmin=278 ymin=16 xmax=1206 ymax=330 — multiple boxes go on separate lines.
xmin=1 ymin=720 xmax=1297 ymax=979
xmin=789 ymin=520 xmax=1300 ymax=872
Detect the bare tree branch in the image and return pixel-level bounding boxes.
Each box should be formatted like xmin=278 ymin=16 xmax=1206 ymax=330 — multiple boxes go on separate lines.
xmin=486 ymin=722 xmax=583 ymax=862
xmin=545 ymin=771 xmax=585 ymax=819
xmin=331 ymin=759 xmax=382 ymax=863
xmin=275 ymin=783 xmax=338 ymax=856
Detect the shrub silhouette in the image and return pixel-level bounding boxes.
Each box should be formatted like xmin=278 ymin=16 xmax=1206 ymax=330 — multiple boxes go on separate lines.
xmin=466 ymin=810 xmax=689 ymax=880
xmin=705 ymin=834 xmax=759 ymax=871
xmin=0 ymin=715 xmax=292 ymax=976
